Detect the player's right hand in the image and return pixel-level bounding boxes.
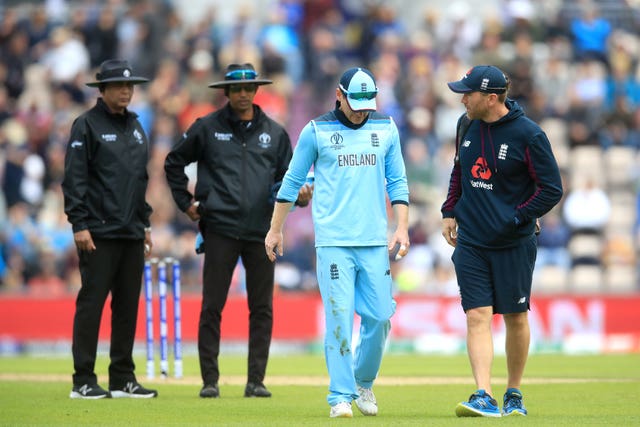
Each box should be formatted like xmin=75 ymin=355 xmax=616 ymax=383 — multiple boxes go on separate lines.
xmin=442 ymin=217 xmax=458 ymax=247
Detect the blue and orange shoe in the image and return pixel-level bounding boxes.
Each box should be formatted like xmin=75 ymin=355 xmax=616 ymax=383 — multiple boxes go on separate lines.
xmin=502 ymin=388 xmax=527 ymax=416
xmin=455 ymin=389 xmax=501 ymax=417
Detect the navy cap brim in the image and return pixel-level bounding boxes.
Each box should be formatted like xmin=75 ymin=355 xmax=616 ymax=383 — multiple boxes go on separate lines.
xmin=86 ymin=77 xmax=149 ymax=87
xmin=447 ymin=81 xmax=473 ymax=93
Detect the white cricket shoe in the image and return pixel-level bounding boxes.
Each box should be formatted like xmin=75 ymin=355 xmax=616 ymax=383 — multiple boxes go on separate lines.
xmin=330 ymin=401 xmax=353 ymax=418
xmin=355 ymin=386 xmax=378 ymax=416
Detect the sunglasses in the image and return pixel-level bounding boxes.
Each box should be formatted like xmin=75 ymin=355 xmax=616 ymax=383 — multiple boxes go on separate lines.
xmin=339 ymin=84 xmax=378 ymax=100
xmin=228 ymin=84 xmax=257 ymax=93
xmin=225 ymin=69 xmax=258 ymax=80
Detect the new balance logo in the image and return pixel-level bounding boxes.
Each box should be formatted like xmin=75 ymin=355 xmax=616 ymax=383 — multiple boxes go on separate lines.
xmin=518 ymin=297 xmax=527 ymax=304
xmin=79 ymin=384 xmax=92 ymax=395
xmin=124 ymin=382 xmax=140 ymax=393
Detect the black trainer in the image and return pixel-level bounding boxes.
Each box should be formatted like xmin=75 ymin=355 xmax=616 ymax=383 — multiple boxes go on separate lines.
xmin=69 ymin=383 xmax=111 ymax=399
xmin=110 ymin=381 xmax=158 ymax=398
xmin=199 ymin=384 xmax=220 ymax=398
xmin=244 ymin=382 xmax=271 ymax=398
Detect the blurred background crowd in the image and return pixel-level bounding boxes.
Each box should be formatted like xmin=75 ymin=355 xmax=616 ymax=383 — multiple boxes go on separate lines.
xmin=0 ymin=0 xmax=639 ymax=297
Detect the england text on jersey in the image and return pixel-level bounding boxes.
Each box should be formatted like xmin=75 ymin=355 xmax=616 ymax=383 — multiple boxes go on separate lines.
xmin=337 ymin=153 xmax=377 ymax=167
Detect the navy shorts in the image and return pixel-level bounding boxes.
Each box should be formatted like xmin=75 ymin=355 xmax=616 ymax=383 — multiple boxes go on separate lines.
xmin=452 ymin=236 xmax=537 ymax=314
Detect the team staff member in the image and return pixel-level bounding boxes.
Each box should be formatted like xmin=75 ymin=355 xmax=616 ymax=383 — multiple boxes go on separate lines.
xmin=164 ymin=63 xmax=312 ymax=399
xmin=441 ymin=65 xmax=563 ymax=417
xmin=63 ymin=59 xmax=157 ymax=399
xmin=265 ymin=67 xmax=410 ymax=418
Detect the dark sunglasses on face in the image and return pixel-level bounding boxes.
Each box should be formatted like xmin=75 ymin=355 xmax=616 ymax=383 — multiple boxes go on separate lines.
xmin=228 ymin=84 xmax=257 ymax=93
xmin=225 ymin=69 xmax=258 ymax=80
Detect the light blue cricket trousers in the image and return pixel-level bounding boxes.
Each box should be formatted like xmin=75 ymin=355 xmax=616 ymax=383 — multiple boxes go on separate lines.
xmin=316 ymin=246 xmax=396 ymax=406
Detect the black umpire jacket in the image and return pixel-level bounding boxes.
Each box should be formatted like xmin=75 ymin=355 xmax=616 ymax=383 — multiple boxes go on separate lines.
xmin=164 ymin=103 xmax=293 ymax=243
xmin=62 ymin=97 xmax=152 ymax=239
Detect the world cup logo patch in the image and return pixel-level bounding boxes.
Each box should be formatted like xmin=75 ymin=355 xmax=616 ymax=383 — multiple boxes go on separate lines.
xmin=258 ymin=133 xmax=271 ymax=148
xmin=330 ymin=132 xmax=344 ymax=150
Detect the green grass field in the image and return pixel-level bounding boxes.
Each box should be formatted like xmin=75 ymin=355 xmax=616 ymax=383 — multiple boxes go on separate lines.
xmin=1 ymin=353 xmax=639 ymax=426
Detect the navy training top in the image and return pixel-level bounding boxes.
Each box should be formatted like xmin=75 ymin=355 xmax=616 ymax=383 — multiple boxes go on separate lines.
xmin=441 ymin=99 xmax=563 ymax=249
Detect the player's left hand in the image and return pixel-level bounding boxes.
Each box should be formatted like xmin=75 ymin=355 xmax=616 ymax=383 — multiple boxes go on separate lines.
xmin=388 ymin=235 xmax=410 ymax=261
xmin=264 ymin=229 xmax=283 ymax=262
xmin=295 ymin=184 xmax=313 ymax=207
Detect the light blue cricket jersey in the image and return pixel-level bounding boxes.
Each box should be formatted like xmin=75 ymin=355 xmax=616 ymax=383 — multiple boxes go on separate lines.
xmin=277 ymin=109 xmax=409 ymax=247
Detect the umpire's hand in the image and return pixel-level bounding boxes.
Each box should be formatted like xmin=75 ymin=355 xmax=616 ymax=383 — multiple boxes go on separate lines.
xmin=74 ymin=229 xmax=96 ymax=252
xmin=186 ymin=201 xmax=200 ymax=221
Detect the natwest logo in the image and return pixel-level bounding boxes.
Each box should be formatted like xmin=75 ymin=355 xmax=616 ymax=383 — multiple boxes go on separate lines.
xmin=471 ymin=157 xmax=491 ymax=180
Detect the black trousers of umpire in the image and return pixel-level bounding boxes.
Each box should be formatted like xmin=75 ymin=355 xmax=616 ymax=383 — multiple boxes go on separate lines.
xmin=72 ymin=238 xmax=144 ymax=389
xmin=199 ymin=231 xmax=274 ymax=386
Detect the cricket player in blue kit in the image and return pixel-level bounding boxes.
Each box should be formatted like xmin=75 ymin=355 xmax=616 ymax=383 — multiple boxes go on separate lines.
xmin=265 ymin=67 xmax=410 ymax=418
xmin=441 ymin=65 xmax=563 ymax=417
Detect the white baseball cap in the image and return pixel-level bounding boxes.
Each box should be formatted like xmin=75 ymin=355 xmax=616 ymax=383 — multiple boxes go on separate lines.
xmin=338 ymin=67 xmax=378 ymax=112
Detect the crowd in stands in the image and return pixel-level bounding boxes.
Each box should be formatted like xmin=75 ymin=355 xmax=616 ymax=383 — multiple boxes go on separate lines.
xmin=1 ymin=0 xmax=639 ymax=296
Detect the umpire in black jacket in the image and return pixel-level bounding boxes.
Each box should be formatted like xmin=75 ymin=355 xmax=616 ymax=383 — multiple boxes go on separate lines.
xmin=62 ymin=59 xmax=157 ymax=399
xmin=165 ymin=63 xmax=312 ymax=399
